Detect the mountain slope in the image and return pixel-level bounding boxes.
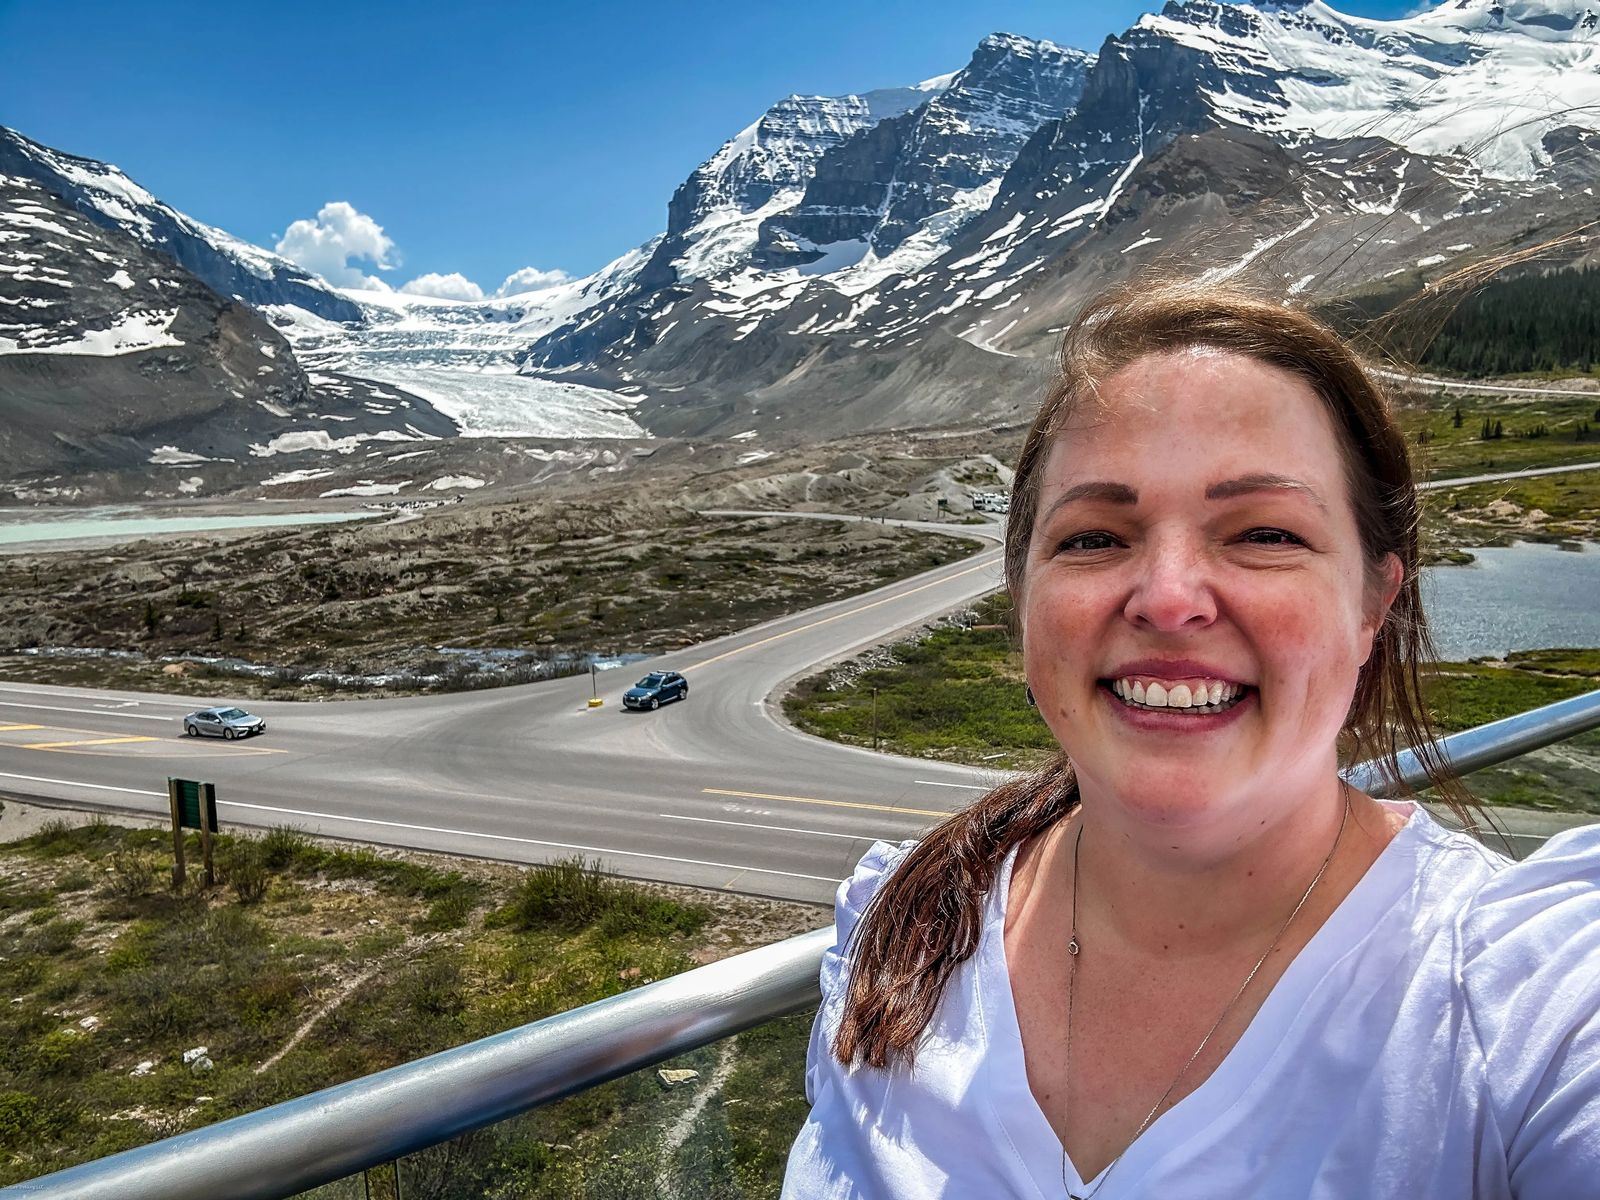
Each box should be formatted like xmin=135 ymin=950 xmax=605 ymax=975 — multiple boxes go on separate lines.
xmin=0 ymin=172 xmax=455 ymax=480
xmin=0 ymin=127 xmax=361 ymax=324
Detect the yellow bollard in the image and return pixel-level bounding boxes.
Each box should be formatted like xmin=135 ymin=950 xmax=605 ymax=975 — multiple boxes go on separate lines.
xmin=587 ymin=697 xmax=604 ymax=708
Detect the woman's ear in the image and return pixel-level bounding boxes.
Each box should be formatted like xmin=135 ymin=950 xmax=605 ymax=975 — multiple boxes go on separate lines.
xmin=1360 ymin=553 xmax=1403 ymax=663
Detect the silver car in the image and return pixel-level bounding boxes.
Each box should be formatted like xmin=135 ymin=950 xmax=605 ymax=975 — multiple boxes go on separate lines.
xmin=183 ymin=706 xmax=267 ymax=739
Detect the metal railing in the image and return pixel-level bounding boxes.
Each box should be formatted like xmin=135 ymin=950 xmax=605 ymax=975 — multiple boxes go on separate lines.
xmin=8 ymin=688 xmax=1600 ymax=1200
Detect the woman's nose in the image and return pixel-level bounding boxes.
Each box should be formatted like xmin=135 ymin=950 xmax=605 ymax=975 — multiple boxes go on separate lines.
xmin=1124 ymin=543 xmax=1217 ymax=631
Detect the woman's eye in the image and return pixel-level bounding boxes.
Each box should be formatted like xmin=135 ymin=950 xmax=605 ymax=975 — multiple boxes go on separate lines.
xmin=1058 ymin=531 xmax=1122 ymax=553
xmin=1239 ymin=527 xmax=1306 ymax=547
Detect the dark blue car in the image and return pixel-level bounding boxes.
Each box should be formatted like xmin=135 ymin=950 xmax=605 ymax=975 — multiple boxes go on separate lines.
xmin=622 ymin=671 xmax=687 ymax=711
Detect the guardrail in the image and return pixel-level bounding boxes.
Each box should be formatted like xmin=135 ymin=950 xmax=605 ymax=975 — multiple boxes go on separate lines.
xmin=9 ymin=687 xmax=1600 ymax=1200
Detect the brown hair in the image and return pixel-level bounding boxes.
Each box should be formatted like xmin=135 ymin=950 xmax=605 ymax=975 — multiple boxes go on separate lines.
xmin=832 ymin=277 xmax=1477 ymax=1070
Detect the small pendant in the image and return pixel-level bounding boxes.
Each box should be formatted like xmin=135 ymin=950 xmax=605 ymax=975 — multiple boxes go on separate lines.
xmin=1067 ymin=934 xmax=1079 ymax=956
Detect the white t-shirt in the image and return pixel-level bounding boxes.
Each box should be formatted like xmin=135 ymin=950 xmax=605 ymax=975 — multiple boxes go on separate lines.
xmin=782 ymin=802 xmax=1600 ymax=1199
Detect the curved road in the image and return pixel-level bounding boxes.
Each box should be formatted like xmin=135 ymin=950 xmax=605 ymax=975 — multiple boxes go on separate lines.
xmin=0 ymin=518 xmax=1007 ymax=903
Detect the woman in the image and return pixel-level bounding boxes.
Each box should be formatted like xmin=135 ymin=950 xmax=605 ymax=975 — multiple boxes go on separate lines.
xmin=782 ymin=280 xmax=1600 ymax=1198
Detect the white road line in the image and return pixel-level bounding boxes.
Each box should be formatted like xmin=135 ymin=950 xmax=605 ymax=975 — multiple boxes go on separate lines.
xmin=0 ymin=684 xmax=195 ymax=708
xmin=214 ymin=799 xmax=841 ymax=883
xmin=0 ymin=700 xmax=173 ymax=722
xmin=0 ymin=770 xmax=164 ymax=797
xmin=915 ymin=779 xmax=988 ymax=791
xmin=660 ymin=812 xmax=884 ymax=842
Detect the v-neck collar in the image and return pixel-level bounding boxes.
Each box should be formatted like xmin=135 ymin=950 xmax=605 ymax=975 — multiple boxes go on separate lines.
xmin=977 ymin=800 xmax=1432 ymax=1198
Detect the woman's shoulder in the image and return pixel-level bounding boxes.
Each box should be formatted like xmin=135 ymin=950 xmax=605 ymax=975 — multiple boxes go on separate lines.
xmin=832 ymin=839 xmax=919 ymax=947
xmin=814 ymin=841 xmax=919 ymax=1042
xmin=1457 ymin=821 xmax=1600 ymax=975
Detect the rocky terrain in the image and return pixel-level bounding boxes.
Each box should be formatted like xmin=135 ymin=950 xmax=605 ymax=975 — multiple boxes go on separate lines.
xmin=0 ymin=432 xmax=1012 ymax=697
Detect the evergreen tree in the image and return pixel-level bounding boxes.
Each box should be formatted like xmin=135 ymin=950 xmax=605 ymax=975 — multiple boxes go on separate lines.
xmin=1418 ymin=266 xmax=1600 ymax=377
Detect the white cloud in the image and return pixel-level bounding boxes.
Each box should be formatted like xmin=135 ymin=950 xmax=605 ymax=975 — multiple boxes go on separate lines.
xmin=275 ymin=201 xmax=397 ymax=290
xmin=400 ymin=271 xmax=485 ymax=301
xmin=495 ymin=266 xmax=571 ymax=297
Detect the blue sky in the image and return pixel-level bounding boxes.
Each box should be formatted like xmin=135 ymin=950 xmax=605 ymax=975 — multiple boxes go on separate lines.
xmin=0 ymin=0 xmax=1420 ymax=297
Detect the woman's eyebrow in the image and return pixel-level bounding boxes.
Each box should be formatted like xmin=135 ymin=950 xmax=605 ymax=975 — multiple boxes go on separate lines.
xmin=1204 ymin=473 xmax=1327 ymax=510
xmin=1046 ymin=481 xmax=1139 ymax=513
xmin=1042 ymin=474 xmax=1326 ymax=519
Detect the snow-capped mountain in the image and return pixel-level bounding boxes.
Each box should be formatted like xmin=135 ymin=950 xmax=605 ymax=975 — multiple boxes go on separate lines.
xmin=0 ymin=170 xmax=455 ymax=480
xmin=749 ymin=35 xmax=1094 ymax=277
xmin=8 ymin=0 xmax=1599 ymax=468
xmin=515 ymin=0 xmax=1600 ymax=438
xmin=0 ymin=127 xmax=360 ymax=323
xmin=635 ymin=74 xmax=955 ymax=292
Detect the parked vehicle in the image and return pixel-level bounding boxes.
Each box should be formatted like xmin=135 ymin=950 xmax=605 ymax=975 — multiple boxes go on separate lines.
xmin=972 ymin=490 xmax=1010 ymax=514
xmin=183 ymin=706 xmax=267 ymax=739
xmin=622 ymin=672 xmax=688 ymax=711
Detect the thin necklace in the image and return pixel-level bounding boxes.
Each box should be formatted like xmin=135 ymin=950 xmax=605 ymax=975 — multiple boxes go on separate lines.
xmin=1060 ymin=787 xmax=1351 ymax=1199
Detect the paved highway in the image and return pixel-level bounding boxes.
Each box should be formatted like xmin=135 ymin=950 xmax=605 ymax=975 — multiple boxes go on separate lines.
xmin=0 ymin=512 xmax=1588 ymax=902
xmin=0 ymin=518 xmax=1008 ymax=903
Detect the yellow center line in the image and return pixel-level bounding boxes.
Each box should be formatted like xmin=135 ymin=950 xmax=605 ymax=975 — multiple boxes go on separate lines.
xmin=0 ymin=723 xmax=44 ymax=732
xmin=681 ymin=555 xmax=1000 ymax=672
xmin=22 ymin=735 xmax=159 ymax=751
xmin=702 ymin=787 xmax=947 ymax=819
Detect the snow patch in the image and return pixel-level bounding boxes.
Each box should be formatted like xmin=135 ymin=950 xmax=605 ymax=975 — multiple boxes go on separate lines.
xmin=148 ymin=446 xmax=211 ymax=465
xmin=0 ymin=309 xmax=182 ymax=357
xmin=320 ymin=481 xmax=410 ymax=498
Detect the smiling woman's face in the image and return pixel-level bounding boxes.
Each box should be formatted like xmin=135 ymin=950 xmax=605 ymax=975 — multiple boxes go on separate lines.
xmin=1021 ymin=347 xmax=1399 ymax=837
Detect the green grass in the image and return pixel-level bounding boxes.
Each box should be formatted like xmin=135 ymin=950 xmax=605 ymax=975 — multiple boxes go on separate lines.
xmin=783 ymin=594 xmax=1053 ymax=770
xmin=784 ymin=592 xmax=1600 ymax=813
xmin=1398 ymin=393 xmax=1600 ymax=479
xmin=0 ymin=823 xmax=812 ymax=1194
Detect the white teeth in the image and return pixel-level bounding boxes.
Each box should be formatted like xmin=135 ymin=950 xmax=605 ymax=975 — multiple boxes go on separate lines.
xmin=1110 ymin=675 xmax=1247 ymax=713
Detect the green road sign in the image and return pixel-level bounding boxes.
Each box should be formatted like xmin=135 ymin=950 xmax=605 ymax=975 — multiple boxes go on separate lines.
xmin=170 ymin=778 xmax=218 ymax=833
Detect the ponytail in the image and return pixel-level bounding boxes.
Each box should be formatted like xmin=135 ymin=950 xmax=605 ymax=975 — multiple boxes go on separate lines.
xmin=832 ymin=756 xmax=1079 ymax=1068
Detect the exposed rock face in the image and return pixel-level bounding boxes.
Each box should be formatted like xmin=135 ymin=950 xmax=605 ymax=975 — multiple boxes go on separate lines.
xmin=0 ymin=174 xmax=306 ymax=471
xmin=636 ymin=83 xmax=944 ymax=292
xmin=753 ymin=35 xmax=1093 ymax=268
xmin=0 ymin=127 xmax=361 ymax=323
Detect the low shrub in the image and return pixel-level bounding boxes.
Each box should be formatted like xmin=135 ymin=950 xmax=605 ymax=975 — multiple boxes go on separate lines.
xmin=224 ymin=840 xmax=271 ymax=905
xmin=103 ymin=846 xmax=160 ymax=903
xmin=259 ymin=825 xmax=314 ymax=871
xmin=500 ymin=858 xmax=708 ymax=939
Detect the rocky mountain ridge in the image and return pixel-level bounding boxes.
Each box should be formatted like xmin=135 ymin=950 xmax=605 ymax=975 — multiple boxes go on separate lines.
xmin=6 ymin=0 xmax=1599 ymax=474
xmin=512 ymin=0 xmax=1600 ymax=438
xmin=0 ymin=128 xmax=359 ymax=324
